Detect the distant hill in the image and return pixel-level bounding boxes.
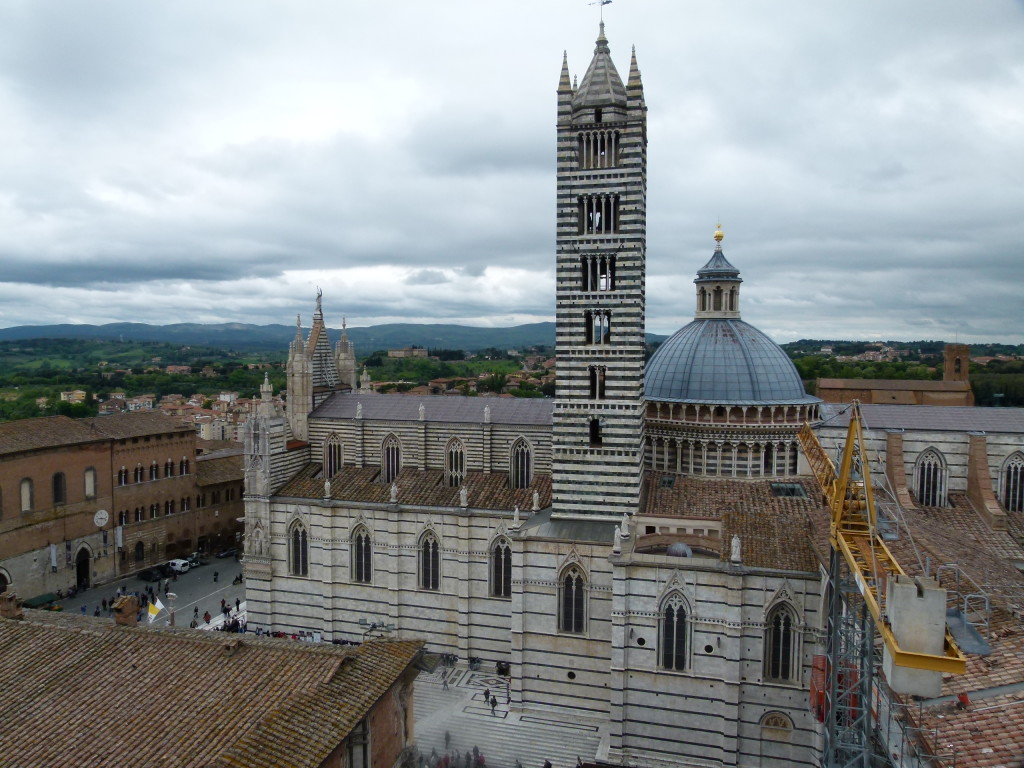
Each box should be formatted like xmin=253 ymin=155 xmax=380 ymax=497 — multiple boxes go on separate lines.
xmin=0 ymin=321 xmax=667 ymax=352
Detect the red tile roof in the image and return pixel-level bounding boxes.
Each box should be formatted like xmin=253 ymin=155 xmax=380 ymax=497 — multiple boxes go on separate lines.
xmin=0 ymin=610 xmax=422 ymax=768
xmin=279 ymin=464 xmax=551 ymax=511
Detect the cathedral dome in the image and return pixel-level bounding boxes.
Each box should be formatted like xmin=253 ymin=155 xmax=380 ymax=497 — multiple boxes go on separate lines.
xmin=644 ymin=228 xmax=818 ymax=406
xmin=645 ymin=318 xmax=816 ymax=404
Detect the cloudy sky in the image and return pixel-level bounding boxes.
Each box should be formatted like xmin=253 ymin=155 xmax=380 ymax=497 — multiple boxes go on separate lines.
xmin=1 ymin=1 xmax=1021 ymax=343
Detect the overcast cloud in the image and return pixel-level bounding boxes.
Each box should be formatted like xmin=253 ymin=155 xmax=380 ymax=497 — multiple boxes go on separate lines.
xmin=0 ymin=1 xmax=1021 ymax=342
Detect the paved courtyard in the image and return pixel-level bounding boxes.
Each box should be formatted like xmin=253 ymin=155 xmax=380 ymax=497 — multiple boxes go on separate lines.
xmin=413 ymin=664 xmax=607 ymax=768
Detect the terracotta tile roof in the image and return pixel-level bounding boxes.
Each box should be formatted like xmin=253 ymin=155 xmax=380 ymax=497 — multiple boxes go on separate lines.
xmin=86 ymin=411 xmax=194 ymax=439
xmin=196 ymin=454 xmax=245 ymax=487
xmin=642 ymin=474 xmax=821 ymax=572
xmin=0 ymin=415 xmax=102 ymax=455
xmin=312 ymin=392 xmax=553 ymax=425
xmin=279 ymin=464 xmax=551 ymax=511
xmin=915 ymin=687 xmax=1024 ymax=768
xmin=0 ymin=611 xmax=422 ymax=768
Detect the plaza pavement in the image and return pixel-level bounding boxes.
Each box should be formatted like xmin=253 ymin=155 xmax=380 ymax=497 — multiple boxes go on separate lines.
xmin=413 ymin=663 xmax=607 ymax=768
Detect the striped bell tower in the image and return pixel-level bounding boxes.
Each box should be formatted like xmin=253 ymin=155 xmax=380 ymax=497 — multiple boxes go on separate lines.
xmin=552 ymin=24 xmax=647 ymax=520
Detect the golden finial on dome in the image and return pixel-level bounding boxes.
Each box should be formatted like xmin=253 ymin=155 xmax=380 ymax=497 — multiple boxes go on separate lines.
xmin=714 ymin=223 xmax=724 ymax=243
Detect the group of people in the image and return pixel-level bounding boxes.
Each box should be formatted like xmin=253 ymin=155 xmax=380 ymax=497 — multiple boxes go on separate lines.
xmin=421 ymin=744 xmax=489 ymax=768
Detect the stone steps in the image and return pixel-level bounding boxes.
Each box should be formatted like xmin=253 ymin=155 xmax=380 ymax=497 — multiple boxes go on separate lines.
xmin=413 ymin=667 xmax=603 ymax=768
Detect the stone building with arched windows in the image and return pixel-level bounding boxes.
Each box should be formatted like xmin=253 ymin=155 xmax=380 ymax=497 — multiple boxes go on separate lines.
xmin=240 ymin=20 xmax=1024 ymax=768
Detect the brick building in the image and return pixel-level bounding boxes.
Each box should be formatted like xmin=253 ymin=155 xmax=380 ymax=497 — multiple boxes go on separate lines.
xmin=0 ymin=412 xmax=243 ymax=600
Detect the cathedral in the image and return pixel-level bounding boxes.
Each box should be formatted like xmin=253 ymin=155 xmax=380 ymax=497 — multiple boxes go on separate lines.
xmin=241 ymin=22 xmax=1024 ymax=768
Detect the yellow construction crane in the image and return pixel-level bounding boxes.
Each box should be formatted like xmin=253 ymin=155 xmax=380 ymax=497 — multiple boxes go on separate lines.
xmin=799 ymin=402 xmax=966 ymax=677
xmin=800 ymin=402 xmax=966 ymax=767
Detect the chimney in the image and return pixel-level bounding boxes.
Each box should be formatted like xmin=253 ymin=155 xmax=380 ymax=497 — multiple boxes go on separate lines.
xmin=113 ymin=595 xmax=140 ymax=627
xmin=0 ymin=592 xmax=24 ymax=621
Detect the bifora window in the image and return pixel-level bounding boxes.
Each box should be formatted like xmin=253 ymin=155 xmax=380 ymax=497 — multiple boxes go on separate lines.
xmin=491 ymin=538 xmax=512 ymax=598
xmin=290 ymin=523 xmax=309 ymax=577
xmin=382 ymin=434 xmax=401 ymax=484
xmin=660 ymin=593 xmax=688 ymax=671
xmin=324 ymin=433 xmax=343 ymax=478
xmin=510 ymin=439 xmax=532 ymax=489
xmin=558 ymin=565 xmax=586 ymax=634
xmin=445 ymin=439 xmax=466 ymax=487
xmin=419 ymin=532 xmax=440 ymax=590
xmin=764 ymin=604 xmax=799 ymax=682
xmin=352 ymin=527 xmax=372 ymax=584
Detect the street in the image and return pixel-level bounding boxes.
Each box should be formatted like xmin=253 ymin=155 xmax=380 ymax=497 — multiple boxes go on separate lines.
xmin=52 ymin=556 xmax=245 ymax=628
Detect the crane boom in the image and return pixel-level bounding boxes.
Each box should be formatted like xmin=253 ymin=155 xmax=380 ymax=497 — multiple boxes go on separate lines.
xmin=799 ymin=404 xmax=966 ymax=675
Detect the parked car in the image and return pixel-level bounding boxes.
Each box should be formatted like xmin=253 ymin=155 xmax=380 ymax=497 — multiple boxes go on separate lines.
xmin=215 ymin=547 xmax=238 ymax=559
xmin=185 ymin=552 xmax=206 ymax=568
xmin=138 ymin=568 xmax=163 ymax=582
xmin=167 ymin=559 xmax=190 ymax=574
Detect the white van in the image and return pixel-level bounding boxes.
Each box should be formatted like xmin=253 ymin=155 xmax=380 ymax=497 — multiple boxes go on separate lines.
xmin=168 ymin=559 xmax=191 ymax=574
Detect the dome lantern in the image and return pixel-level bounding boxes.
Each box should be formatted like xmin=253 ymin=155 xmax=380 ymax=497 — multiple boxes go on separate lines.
xmin=694 ymin=226 xmax=742 ymax=319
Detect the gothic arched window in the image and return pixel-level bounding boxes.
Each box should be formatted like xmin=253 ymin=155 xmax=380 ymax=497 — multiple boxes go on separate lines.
xmin=352 ymin=526 xmax=372 ymax=584
xmin=149 ymin=462 xmax=158 ymax=481
xmin=510 ymin=438 xmax=532 ymax=489
xmin=419 ymin=531 xmax=440 ymax=591
xmin=324 ymin=433 xmax=343 ymax=478
xmin=445 ymin=439 xmax=466 ymax=487
xmin=764 ymin=604 xmax=799 ymax=682
xmin=558 ymin=565 xmax=586 ymax=634
xmin=915 ymin=449 xmax=947 ymax=507
xmin=1001 ymin=453 xmax=1024 ymax=513
xmin=660 ymin=593 xmax=688 ymax=671
xmin=491 ymin=538 xmax=512 ymax=598
xmin=117 ymin=467 xmax=128 ymax=486
xmin=164 ymin=459 xmax=174 ymax=478
xmin=134 ymin=464 xmax=143 ymax=483
xmin=589 ymin=418 xmax=602 ymax=446
xmin=180 ymin=458 xmax=190 ymax=475
xmin=382 ymin=434 xmax=401 ymax=485
xmin=289 ymin=522 xmax=309 ymax=577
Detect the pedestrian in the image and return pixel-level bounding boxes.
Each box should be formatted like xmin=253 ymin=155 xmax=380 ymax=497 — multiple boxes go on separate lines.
xmin=489 ymin=695 xmax=497 ymax=716
xmin=213 ymin=570 xmax=218 ymax=583
xmin=235 ymin=597 xmax=240 ymax=613
xmin=80 ymin=605 xmax=86 ymax=616
xmin=483 ymin=687 xmax=490 ymax=704
xmin=442 ymin=672 xmax=449 ymax=690
xmin=193 ymin=606 xmax=199 ymax=619
xmin=543 ymin=761 xmax=552 ymax=768
xmin=444 ymin=731 xmax=451 ymax=750
xmin=203 ymin=611 xmax=211 ymax=624
xmin=189 ymin=618 xmax=198 ymax=629
xmin=94 ymin=606 xmax=101 ymax=617
xmin=101 ymin=598 xmax=107 ymax=612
